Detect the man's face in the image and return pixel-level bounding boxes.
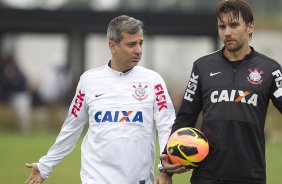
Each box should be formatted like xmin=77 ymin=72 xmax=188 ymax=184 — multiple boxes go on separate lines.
xmin=217 ymin=12 xmax=254 ymax=52
xmin=110 ymin=31 xmax=143 ymax=72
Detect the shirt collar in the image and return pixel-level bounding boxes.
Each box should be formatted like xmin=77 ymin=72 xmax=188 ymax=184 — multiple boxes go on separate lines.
xmin=106 ymin=60 xmax=134 ymax=76
xmin=220 ymin=46 xmax=255 ymax=62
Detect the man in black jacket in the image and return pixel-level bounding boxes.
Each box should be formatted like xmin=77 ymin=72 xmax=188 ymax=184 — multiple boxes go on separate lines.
xmin=157 ymin=0 xmax=282 ymax=184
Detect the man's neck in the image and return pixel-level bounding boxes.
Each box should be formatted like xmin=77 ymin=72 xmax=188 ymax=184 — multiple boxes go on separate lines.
xmin=224 ymin=45 xmax=252 ymax=62
xmin=109 ymin=60 xmax=132 ymax=73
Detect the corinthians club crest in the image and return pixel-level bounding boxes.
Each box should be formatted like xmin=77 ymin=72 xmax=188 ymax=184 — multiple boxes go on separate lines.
xmin=247 ymin=68 xmax=263 ymax=85
xmin=132 ymin=83 xmax=148 ymax=101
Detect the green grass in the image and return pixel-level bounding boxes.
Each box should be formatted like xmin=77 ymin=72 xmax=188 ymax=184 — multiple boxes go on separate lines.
xmin=1 ymin=132 xmax=281 ymax=184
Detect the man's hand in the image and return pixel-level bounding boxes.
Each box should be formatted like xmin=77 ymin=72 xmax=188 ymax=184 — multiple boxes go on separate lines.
xmin=154 ymin=172 xmax=172 ymax=184
xmin=160 ymin=154 xmax=188 ymax=174
xmin=25 ymin=163 xmax=44 ymax=184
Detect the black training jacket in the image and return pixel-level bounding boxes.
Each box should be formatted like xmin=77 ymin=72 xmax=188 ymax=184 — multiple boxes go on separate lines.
xmin=171 ymin=47 xmax=282 ymax=183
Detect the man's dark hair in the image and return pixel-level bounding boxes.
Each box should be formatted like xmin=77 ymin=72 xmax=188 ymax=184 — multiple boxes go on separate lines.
xmin=216 ymin=0 xmax=254 ymax=38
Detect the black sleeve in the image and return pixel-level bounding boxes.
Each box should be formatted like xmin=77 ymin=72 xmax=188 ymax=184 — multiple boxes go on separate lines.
xmin=270 ymin=64 xmax=282 ymax=114
xmin=172 ymin=63 xmax=203 ymax=133
xmin=162 ymin=64 xmax=203 ymax=155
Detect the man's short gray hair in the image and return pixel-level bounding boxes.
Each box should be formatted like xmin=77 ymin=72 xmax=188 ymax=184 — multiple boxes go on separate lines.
xmin=107 ymin=15 xmax=144 ymax=43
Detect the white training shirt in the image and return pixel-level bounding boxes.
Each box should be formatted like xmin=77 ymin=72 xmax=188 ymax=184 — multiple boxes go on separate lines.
xmin=37 ymin=64 xmax=175 ymax=184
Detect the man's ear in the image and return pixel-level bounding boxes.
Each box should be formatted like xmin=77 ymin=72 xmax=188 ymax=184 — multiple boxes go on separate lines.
xmin=109 ymin=41 xmax=117 ymax=54
xmin=247 ymin=22 xmax=255 ymax=35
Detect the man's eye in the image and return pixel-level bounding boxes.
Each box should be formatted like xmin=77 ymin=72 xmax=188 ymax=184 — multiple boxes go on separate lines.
xmin=229 ymin=23 xmax=236 ymax=27
xmin=218 ymin=25 xmax=225 ymax=29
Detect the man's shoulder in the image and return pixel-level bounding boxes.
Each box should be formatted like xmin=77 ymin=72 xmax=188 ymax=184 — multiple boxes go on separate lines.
xmin=80 ymin=65 xmax=105 ymax=79
xmin=254 ymin=50 xmax=281 ymax=67
xmin=194 ymin=50 xmax=221 ymax=65
xmin=134 ymin=66 xmax=161 ymax=76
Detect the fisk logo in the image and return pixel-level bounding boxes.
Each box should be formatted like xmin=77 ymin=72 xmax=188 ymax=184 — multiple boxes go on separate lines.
xmin=211 ymin=90 xmax=258 ymax=106
xmin=71 ymin=90 xmax=85 ymax=118
xmin=94 ymin=111 xmax=143 ymax=123
xmin=155 ymin=84 xmax=168 ymax=111
xmin=184 ymin=72 xmax=199 ymax=102
xmin=272 ymin=69 xmax=282 ymax=98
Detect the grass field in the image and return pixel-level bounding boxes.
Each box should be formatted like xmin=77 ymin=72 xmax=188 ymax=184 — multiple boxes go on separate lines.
xmin=0 ymin=132 xmax=282 ymax=184
xmin=1 ymin=131 xmax=282 ymax=184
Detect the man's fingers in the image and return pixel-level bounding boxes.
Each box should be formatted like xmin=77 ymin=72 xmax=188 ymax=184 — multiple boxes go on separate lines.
xmin=25 ymin=177 xmax=30 ymax=184
xmin=25 ymin=175 xmax=34 ymax=184
xmin=25 ymin=163 xmax=42 ymax=184
xmin=25 ymin=175 xmax=42 ymax=184
xmin=167 ymin=166 xmax=187 ymax=174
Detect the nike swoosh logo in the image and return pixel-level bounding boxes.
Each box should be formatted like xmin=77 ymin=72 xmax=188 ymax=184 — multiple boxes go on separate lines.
xmin=95 ymin=93 xmax=104 ymax=98
xmin=210 ymin=72 xmax=222 ymax=76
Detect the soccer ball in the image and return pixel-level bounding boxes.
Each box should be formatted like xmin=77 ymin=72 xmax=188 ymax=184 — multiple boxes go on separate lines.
xmin=167 ymin=127 xmax=209 ymax=168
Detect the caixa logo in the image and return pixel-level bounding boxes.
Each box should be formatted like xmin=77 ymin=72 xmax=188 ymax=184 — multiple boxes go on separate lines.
xmin=94 ymin=111 xmax=143 ymax=123
xmin=210 ymin=90 xmax=258 ymax=106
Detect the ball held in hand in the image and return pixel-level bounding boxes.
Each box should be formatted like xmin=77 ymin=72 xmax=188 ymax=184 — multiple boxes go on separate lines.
xmin=167 ymin=127 xmax=209 ymax=169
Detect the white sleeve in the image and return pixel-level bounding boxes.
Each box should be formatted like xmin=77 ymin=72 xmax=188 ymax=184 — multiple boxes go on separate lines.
xmin=153 ymin=75 xmax=176 ymax=167
xmin=37 ymin=79 xmax=88 ymax=179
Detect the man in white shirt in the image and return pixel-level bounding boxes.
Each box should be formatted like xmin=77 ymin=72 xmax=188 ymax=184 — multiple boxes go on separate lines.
xmin=25 ymin=15 xmax=175 ymax=184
